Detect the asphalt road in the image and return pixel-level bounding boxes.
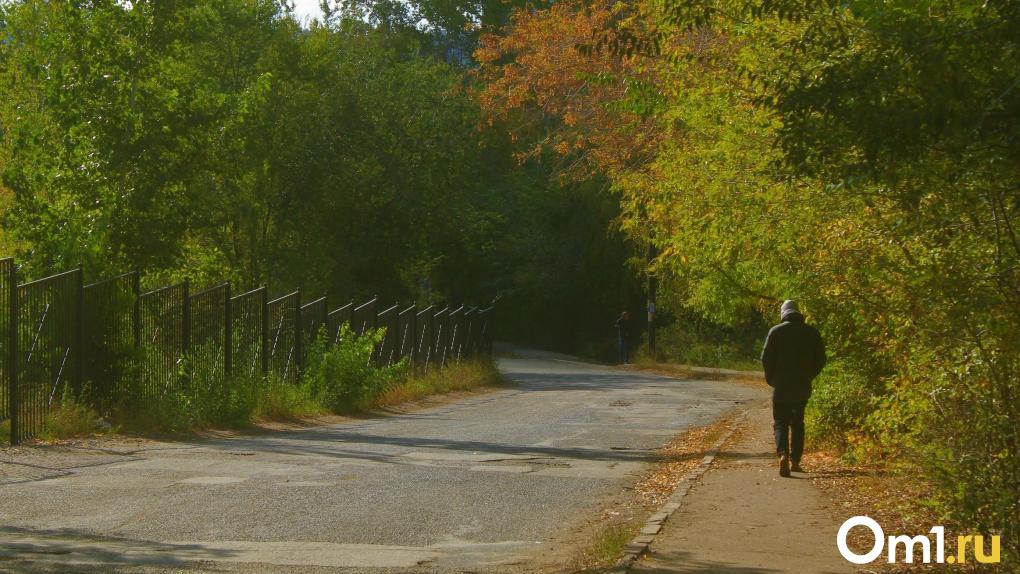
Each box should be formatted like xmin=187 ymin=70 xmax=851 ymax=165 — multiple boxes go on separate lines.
xmin=0 ymin=350 xmax=762 ymax=573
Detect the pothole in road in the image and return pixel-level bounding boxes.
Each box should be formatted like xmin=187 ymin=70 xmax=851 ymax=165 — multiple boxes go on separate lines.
xmin=609 ymin=400 xmax=633 ymax=407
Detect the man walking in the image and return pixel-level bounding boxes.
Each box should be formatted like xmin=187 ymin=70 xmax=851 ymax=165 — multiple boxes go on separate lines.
xmin=761 ymin=300 xmax=826 ymax=477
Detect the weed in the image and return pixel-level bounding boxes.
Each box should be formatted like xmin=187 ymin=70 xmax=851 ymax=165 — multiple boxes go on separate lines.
xmin=571 ymin=521 xmax=639 ymax=571
xmin=376 ymin=359 xmax=501 ymax=406
xmin=255 ymin=374 xmax=324 ymax=420
xmin=302 ymin=325 xmax=407 ymax=411
xmin=38 ymin=385 xmax=108 ymax=441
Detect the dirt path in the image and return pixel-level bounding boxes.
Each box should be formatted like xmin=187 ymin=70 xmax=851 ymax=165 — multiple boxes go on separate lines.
xmin=630 ymin=403 xmax=855 ymax=574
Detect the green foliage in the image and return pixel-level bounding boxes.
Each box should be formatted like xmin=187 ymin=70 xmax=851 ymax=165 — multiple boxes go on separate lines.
xmin=0 ymin=0 xmax=503 ymax=300
xmin=641 ymin=306 xmax=765 ymax=369
xmin=484 ymin=0 xmax=1018 ymax=556
xmin=105 ymin=330 xmax=488 ymax=434
xmin=113 ymin=343 xmax=263 ymax=433
xmin=804 ymin=361 xmax=881 ymax=452
xmin=613 ymin=0 xmax=1020 ymax=557
xmin=302 ymin=326 xmax=408 ymax=411
xmin=0 ymin=0 xmax=636 ymax=362
xmin=182 ymin=344 xmax=262 ymax=428
xmin=573 ymin=521 xmax=640 ymax=570
xmin=254 ymin=376 xmax=325 ymax=421
xmin=485 ymin=175 xmax=644 ymax=362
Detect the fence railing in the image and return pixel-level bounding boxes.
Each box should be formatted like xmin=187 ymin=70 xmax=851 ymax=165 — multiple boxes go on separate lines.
xmin=0 ymin=259 xmax=494 ymax=445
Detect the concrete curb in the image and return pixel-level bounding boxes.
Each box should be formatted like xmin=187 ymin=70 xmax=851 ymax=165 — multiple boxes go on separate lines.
xmin=609 ymin=410 xmax=750 ymax=573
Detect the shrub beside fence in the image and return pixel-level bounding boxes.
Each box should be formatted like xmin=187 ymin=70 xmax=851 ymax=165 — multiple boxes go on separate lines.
xmin=0 ymin=258 xmax=494 ymax=444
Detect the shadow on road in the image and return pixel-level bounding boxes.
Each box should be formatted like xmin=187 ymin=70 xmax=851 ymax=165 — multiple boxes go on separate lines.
xmin=209 ymin=427 xmax=669 ymax=464
xmin=0 ymin=525 xmax=241 ymax=572
xmin=501 ymin=369 xmax=713 ymax=392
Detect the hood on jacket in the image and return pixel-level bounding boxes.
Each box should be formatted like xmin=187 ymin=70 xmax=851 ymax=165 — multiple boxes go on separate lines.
xmin=780 ymin=299 xmax=801 ymax=321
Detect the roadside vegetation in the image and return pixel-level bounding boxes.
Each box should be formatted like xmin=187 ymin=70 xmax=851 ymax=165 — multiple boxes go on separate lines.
xmin=375 ymin=359 xmax=502 ymax=408
xmin=478 ymin=0 xmax=1019 ymax=565
xmin=32 ymin=326 xmax=500 ymax=440
xmin=571 ymin=522 xmax=639 ymax=572
xmin=1 ymin=0 xmax=1015 ymax=567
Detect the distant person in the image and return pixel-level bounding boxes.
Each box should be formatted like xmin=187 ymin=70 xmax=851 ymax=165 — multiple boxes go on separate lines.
xmin=761 ymin=300 xmax=826 ymax=477
xmin=615 ymin=311 xmax=633 ymax=364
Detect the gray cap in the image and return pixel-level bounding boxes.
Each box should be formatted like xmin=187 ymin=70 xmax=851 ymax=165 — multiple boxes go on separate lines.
xmin=780 ymin=299 xmax=800 ymax=320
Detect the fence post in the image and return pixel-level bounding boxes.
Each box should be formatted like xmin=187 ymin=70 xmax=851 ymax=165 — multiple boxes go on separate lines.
xmin=224 ymin=283 xmax=232 ymax=377
xmin=260 ymin=287 xmax=269 ymax=376
xmin=132 ymin=270 xmax=141 ymax=349
xmin=294 ymin=290 xmax=302 ymax=376
xmin=8 ymin=261 xmax=18 ymax=446
xmin=428 ymin=309 xmax=435 ymax=368
xmin=74 ymin=265 xmax=84 ymax=397
xmin=409 ymin=305 xmax=416 ymax=364
xmin=182 ymin=280 xmax=191 ymax=361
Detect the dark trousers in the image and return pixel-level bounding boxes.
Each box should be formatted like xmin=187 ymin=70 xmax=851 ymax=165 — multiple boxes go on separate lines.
xmin=619 ymin=339 xmax=630 ymax=364
xmin=773 ymin=400 xmax=807 ymax=462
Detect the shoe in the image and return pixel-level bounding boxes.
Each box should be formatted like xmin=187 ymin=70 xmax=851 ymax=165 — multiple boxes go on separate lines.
xmin=779 ymin=454 xmax=791 ymax=477
xmin=791 ymin=461 xmax=804 ymax=473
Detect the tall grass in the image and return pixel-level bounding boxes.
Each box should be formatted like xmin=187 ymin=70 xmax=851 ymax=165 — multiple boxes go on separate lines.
xmin=112 ymin=342 xmax=264 ymax=433
xmin=570 ymin=521 xmax=640 ymax=571
xmin=253 ymin=376 xmax=324 ymax=421
xmin=375 ymin=360 xmax=501 ymax=407
xmin=35 ymin=385 xmax=109 ymax=441
xmin=20 ymin=326 xmax=500 ymax=440
xmin=98 ymin=325 xmax=499 ymax=436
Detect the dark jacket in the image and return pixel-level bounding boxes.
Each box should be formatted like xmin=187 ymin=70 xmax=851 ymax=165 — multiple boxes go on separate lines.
xmin=760 ymin=313 xmax=826 ymax=402
xmin=615 ymin=315 xmax=633 ymax=342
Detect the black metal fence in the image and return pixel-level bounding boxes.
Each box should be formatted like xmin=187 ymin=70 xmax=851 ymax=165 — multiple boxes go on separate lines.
xmin=0 ymin=262 xmax=494 ymax=445
xmin=82 ymin=270 xmax=138 ymax=411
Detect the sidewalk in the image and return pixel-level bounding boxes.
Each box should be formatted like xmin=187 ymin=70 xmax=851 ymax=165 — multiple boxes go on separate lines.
xmin=630 ymin=404 xmax=854 ymax=574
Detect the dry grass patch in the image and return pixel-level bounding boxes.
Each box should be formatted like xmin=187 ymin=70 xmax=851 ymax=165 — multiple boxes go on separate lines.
xmin=36 ymin=391 xmax=111 ymax=442
xmin=374 ymin=359 xmax=502 ymax=407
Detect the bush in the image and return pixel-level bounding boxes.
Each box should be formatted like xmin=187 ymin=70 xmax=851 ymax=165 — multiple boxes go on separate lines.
xmin=112 ymin=343 xmax=263 ymax=433
xmin=805 ymin=360 xmax=882 ymax=452
xmin=183 ymin=343 xmax=260 ymax=427
xmin=302 ymin=325 xmax=407 ymax=411
xmin=869 ymin=354 xmax=1020 ymax=562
